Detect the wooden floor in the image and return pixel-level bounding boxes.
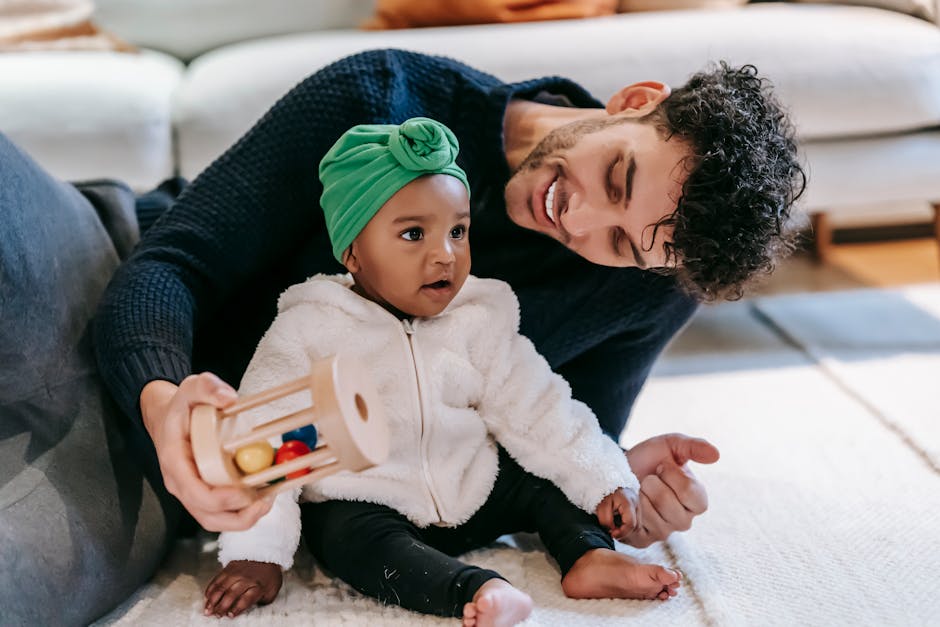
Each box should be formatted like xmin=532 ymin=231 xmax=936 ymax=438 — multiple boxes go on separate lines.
xmin=753 ymin=237 xmax=940 ymax=296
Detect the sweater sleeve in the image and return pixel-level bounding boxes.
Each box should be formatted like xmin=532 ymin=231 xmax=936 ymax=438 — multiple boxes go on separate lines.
xmin=92 ymin=50 xmax=414 ymax=422
xmin=555 ymin=284 xmax=698 ymax=439
xmin=474 ymin=286 xmax=639 ymax=514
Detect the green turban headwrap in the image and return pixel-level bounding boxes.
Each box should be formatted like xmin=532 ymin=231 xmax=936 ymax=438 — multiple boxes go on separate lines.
xmin=319 ymin=117 xmax=471 ymax=263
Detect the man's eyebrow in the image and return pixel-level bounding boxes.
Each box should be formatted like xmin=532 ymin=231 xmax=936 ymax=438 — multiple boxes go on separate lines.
xmin=624 ymin=151 xmax=636 ymax=210
xmin=617 ymin=151 xmax=646 ymax=268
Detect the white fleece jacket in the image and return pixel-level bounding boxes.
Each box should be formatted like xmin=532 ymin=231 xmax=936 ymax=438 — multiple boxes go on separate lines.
xmin=218 ymin=274 xmax=637 ymax=569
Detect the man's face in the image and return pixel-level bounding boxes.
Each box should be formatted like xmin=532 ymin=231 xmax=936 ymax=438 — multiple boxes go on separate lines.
xmin=347 ymin=174 xmax=471 ymax=319
xmin=504 ymin=117 xmax=690 ymax=269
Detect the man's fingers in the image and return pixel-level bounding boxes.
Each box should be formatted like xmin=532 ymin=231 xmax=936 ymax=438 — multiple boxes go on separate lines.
xmin=193 ymin=498 xmax=273 ymax=533
xmin=177 ymin=474 xmax=255 ymax=516
xmin=596 ymin=499 xmax=614 ymax=531
xmin=636 ymin=490 xmax=667 ymax=542
xmin=170 ymin=447 xmax=256 ymax=514
xmin=667 ymin=434 xmax=720 ymax=466
xmin=658 ymin=461 xmax=709 ymax=515
xmin=639 ymin=474 xmax=693 ymax=539
xmin=179 ymin=372 xmax=238 ymax=409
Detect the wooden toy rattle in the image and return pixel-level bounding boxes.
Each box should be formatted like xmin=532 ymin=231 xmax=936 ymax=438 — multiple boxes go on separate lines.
xmin=191 ymin=354 xmax=388 ymax=498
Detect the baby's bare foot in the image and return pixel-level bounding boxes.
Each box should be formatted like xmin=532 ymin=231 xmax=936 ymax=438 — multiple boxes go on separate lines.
xmin=462 ymin=578 xmax=533 ymax=627
xmin=561 ymin=549 xmax=681 ymax=601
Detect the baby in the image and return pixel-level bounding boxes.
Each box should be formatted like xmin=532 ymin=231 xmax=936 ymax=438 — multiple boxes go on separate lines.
xmin=203 ymin=118 xmax=681 ymax=625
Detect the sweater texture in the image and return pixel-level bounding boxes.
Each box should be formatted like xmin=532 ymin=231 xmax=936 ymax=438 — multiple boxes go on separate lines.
xmin=218 ymin=274 xmax=637 ymax=569
xmin=94 ymin=49 xmax=697 ymax=438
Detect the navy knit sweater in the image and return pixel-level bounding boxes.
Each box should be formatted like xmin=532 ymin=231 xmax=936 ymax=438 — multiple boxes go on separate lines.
xmin=94 ymin=49 xmax=697 ymax=438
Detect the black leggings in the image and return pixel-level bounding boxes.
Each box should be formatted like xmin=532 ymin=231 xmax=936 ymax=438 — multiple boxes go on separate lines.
xmin=301 ymin=447 xmax=613 ymax=618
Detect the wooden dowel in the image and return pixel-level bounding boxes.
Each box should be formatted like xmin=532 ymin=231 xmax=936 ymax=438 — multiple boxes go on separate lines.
xmin=222 ymin=407 xmax=318 ymax=453
xmin=241 ymin=447 xmax=336 ymax=487
xmin=256 ymin=460 xmax=341 ymax=498
xmin=221 ymin=374 xmax=314 ymax=417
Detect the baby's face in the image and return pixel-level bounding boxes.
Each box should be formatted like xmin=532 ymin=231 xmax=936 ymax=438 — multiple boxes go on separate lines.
xmin=346 ymin=174 xmax=471 ymax=318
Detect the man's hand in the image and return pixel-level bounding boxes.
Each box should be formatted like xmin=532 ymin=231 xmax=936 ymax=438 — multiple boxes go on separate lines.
xmin=204 ymin=560 xmax=283 ymax=618
xmin=622 ymin=433 xmax=720 ymax=547
xmin=140 ymin=373 xmax=273 ymax=532
xmin=595 ymin=486 xmax=639 ymax=541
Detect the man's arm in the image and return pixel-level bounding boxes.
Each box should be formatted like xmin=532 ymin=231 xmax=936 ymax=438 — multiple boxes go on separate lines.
xmin=554 ymin=284 xmax=720 ymax=546
xmin=93 ymin=53 xmax=386 ymax=422
xmin=554 ymin=285 xmax=698 ymax=439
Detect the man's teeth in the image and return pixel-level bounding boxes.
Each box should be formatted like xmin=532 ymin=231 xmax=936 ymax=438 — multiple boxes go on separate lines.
xmin=545 ymin=180 xmax=557 ymax=223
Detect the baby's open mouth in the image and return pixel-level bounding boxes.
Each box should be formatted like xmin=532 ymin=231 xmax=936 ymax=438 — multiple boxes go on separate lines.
xmin=424 ymin=280 xmax=451 ymax=289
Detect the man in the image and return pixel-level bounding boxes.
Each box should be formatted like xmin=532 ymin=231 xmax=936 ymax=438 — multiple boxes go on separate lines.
xmin=1 ymin=49 xmax=802 ymax=623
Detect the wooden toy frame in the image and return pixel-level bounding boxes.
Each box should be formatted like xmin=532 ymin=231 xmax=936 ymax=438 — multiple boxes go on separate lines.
xmin=191 ymin=354 xmax=388 ymax=498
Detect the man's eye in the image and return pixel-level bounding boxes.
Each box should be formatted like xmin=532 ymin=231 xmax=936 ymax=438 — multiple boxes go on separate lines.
xmin=401 ymin=227 xmax=423 ymax=241
xmin=608 ymin=157 xmax=622 ymax=203
xmin=450 ymin=225 xmax=467 ymax=239
xmin=611 ymin=228 xmax=625 ymax=257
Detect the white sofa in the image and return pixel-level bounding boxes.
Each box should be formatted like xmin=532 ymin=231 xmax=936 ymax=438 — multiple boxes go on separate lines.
xmin=2 ymin=1 xmax=939 ymax=226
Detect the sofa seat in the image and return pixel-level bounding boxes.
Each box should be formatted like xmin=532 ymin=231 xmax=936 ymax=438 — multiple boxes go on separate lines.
xmin=0 ymin=50 xmax=183 ymax=190
xmin=173 ymin=2 xmax=940 ymax=201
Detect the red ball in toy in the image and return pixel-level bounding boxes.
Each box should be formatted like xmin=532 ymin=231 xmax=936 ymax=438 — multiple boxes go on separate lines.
xmin=275 ymin=439 xmax=312 ymax=479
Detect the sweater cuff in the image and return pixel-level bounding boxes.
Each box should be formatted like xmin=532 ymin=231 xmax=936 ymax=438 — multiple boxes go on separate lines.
xmin=109 ymin=346 xmax=191 ymax=423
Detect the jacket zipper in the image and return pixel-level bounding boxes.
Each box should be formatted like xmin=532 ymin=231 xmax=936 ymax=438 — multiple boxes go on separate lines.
xmin=402 ymin=318 xmax=445 ymax=523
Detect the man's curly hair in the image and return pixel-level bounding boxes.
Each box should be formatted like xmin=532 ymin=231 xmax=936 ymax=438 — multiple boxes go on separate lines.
xmin=643 ymin=62 xmax=806 ymax=301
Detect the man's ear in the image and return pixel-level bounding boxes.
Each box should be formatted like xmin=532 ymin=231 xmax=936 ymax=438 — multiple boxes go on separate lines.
xmin=342 ymin=244 xmax=360 ymax=273
xmin=606 ymin=81 xmax=671 ymax=116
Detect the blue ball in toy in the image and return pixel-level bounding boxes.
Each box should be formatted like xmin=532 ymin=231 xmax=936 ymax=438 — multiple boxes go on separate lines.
xmin=283 ymin=424 xmax=318 ymax=450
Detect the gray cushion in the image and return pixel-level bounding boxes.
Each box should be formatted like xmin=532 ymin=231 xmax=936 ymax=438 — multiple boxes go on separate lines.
xmin=0 ymin=133 xmax=170 ymax=625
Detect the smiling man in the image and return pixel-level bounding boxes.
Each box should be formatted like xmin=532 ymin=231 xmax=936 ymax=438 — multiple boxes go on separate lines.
xmin=0 ymin=47 xmax=804 ymax=624
xmin=92 ymin=48 xmax=803 ymax=538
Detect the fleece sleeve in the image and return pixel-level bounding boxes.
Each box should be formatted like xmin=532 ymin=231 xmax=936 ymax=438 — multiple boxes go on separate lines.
xmin=475 ymin=290 xmax=639 ymax=514
xmin=218 ymin=488 xmax=301 ymax=569
xmin=215 ymin=305 xmax=326 ymax=569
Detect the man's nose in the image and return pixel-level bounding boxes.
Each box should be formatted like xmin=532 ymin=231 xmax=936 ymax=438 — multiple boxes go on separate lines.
xmin=560 ymin=194 xmax=621 ymax=238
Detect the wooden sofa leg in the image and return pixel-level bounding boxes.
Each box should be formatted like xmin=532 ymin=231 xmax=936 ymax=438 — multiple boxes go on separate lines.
xmin=932 ymin=203 xmax=940 ymax=270
xmin=810 ymin=212 xmax=833 ymax=264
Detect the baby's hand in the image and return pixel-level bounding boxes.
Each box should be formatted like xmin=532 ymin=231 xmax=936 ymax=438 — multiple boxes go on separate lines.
xmin=595 ymin=487 xmax=639 ymax=540
xmin=204 ymin=560 xmax=283 ymax=618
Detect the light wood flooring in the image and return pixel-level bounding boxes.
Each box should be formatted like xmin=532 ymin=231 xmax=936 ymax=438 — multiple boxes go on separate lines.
xmin=753 ymin=237 xmax=940 ymax=296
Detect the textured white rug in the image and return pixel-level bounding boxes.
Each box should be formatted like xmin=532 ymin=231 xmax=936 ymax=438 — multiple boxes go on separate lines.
xmin=96 ymin=284 xmax=940 ymax=626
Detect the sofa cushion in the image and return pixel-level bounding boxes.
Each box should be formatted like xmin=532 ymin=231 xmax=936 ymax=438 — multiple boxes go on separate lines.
xmin=173 ymin=2 xmax=940 ymax=179
xmin=0 ymin=50 xmax=182 ymax=189
xmin=791 ymin=0 xmax=936 ymax=22
xmin=93 ymin=0 xmax=377 ymax=60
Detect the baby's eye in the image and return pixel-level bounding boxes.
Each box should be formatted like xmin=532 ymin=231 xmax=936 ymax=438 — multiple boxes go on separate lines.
xmin=450 ymin=225 xmax=467 ymax=239
xmin=401 ymin=227 xmax=423 ymax=241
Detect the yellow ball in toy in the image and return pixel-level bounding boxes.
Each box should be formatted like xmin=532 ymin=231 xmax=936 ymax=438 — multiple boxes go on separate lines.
xmin=234 ymin=441 xmax=275 ymax=474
